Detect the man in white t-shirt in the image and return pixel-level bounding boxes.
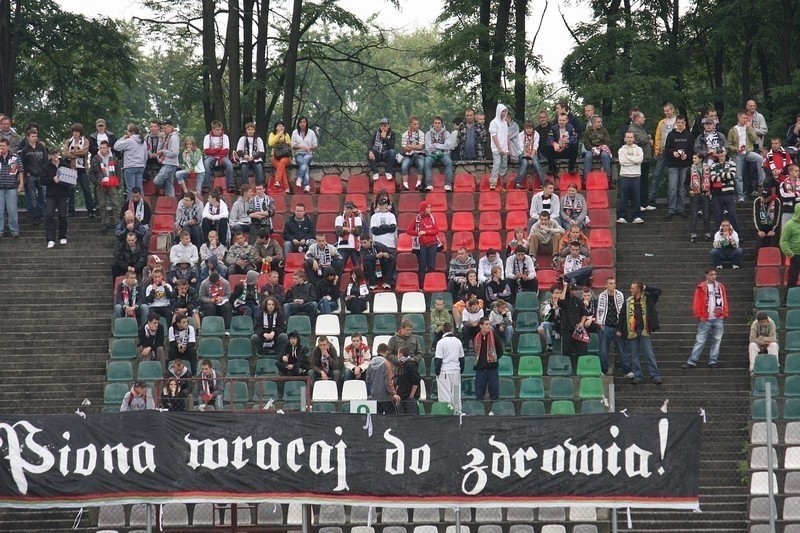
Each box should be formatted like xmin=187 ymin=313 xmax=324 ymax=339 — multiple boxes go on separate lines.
xmin=368 ymin=198 xmax=397 ymax=250
xmin=434 ymin=322 xmax=465 ymax=405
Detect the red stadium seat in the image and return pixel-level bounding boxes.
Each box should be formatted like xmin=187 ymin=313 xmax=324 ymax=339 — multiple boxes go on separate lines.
xmin=591 ymin=269 xmax=615 ymax=288
xmin=228 ymin=274 xmax=246 ymax=289
xmin=398 ymin=212 xmax=415 ymax=231
xmin=345 ymin=194 xmax=368 ymax=213
xmin=397 ymin=233 xmax=414 ymax=253
xmin=756 ymin=267 xmax=781 ymax=287
xmin=396 ymin=253 xmax=418 ymax=272
xmin=319 ymin=175 xmax=343 ymax=194
xmin=423 ymin=272 xmax=447 ymax=293
xmin=284 ymin=253 xmax=305 ymax=273
xmin=317 ymin=195 xmax=341 ymax=214
xmin=315 ymin=213 xmax=337 ymax=233
xmin=155 ymin=196 xmax=177 ymax=215
xmin=267 ymin=180 xmax=287 ymax=195
xmin=505 ymin=211 xmax=529 ymax=230
xmin=453 ymin=173 xmax=476 ymax=192
xmin=432 ymin=212 xmax=448 ymax=231
xmin=505 ymin=191 xmax=529 ymax=212
xmin=558 ymin=172 xmax=581 ymax=191
xmin=516 ymin=173 xmax=543 ymax=191
xmin=479 ymin=173 xmax=504 ymax=191
xmin=213 ymin=177 xmax=227 ymax=192
xmin=757 ymin=247 xmax=782 ymax=267
xmin=452 ymin=192 xmax=475 ymax=212
xmin=142 ymin=179 xmax=157 ymax=196
xmin=450 ymin=231 xmax=475 ymax=251
xmin=591 ymin=248 xmax=614 ymax=268
xmin=537 ymin=269 xmax=558 ymax=288
xmin=587 ymin=190 xmax=609 ymax=209
xmin=479 ymin=211 xmax=503 ymax=231
xmin=585 ymin=171 xmax=609 ymax=190
xmin=435 ymin=253 xmax=447 ymax=272
xmin=282 ymin=273 xmax=294 ymax=291
xmin=346 ymin=175 xmax=370 ymax=194
xmin=451 ymin=212 xmax=476 ymax=231
xmin=398 ymin=193 xmax=423 ymax=213
xmin=374 ymin=179 xmax=396 ymax=194
xmin=152 ymin=214 xmax=174 ymax=234
xmin=426 ymin=192 xmax=448 ymax=212
xmin=478 ymin=231 xmax=502 ymax=252
xmin=432 ymin=173 xmax=445 ymax=190
xmin=272 ymin=194 xmax=286 ymax=214
xmin=480 ymin=191 xmax=502 ymax=211
xmin=272 ymin=214 xmax=285 ymax=234
xmin=588 ymin=229 xmax=613 ymax=248
xmin=395 ymin=272 xmax=421 ymax=293
xmin=589 ymin=209 xmax=610 ymax=228
xmin=290 ymin=194 xmax=313 ymax=213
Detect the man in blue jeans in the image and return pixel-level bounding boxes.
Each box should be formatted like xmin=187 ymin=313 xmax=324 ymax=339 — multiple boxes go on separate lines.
xmin=617 ymin=280 xmax=663 ymax=385
xmin=0 ymin=138 xmax=24 ymax=237
xmin=473 ymin=318 xmax=504 ymax=400
xmin=682 ymin=267 xmax=729 ymax=369
xmin=596 ymin=277 xmax=629 ymax=376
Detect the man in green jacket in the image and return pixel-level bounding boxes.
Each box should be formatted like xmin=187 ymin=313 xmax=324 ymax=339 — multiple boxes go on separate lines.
xmin=781 ymin=203 xmax=800 ymax=287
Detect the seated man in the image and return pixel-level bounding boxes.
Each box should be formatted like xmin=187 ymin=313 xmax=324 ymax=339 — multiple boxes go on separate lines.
xmin=581 ymin=115 xmax=613 ymax=183
xmin=167 ymin=255 xmax=199 ymax=290
xmin=488 ymin=299 xmax=514 ymax=351
xmin=460 ymin=298 xmax=484 ymax=350
xmin=335 ymin=201 xmax=363 ymax=269
xmin=145 ymin=267 xmax=174 ymax=320
xmin=231 ymin=270 xmax=261 ymax=322
xmin=171 ymin=278 xmax=201 ymax=331
xmin=546 ymin=113 xmax=579 ymax=175
xmin=727 ymin=110 xmax=765 ymax=200
xmin=304 ymin=233 xmax=344 ymax=284
xmin=447 ymin=247 xmax=477 ymax=300
xmin=749 ymin=311 xmax=779 ymax=373
xmin=169 ymin=230 xmax=199 ymax=268
xmin=168 ymin=311 xmax=197 ymax=372
xmin=424 ymin=116 xmax=454 ymax=191
xmin=316 ymin=268 xmax=341 ymax=314
xmin=528 ymin=210 xmax=565 ymax=269
xmin=343 ymin=332 xmax=372 ymax=381
xmin=430 ymin=296 xmax=454 ymax=351
xmin=477 ymin=248 xmax=504 ymax=284
xmin=111 ymin=231 xmax=148 ymax=279
xmin=310 ymin=336 xmax=342 ymax=385
xmin=163 ymin=357 xmax=194 ymax=399
xmin=253 ymin=228 xmax=284 ymax=276
xmin=359 ymin=235 xmax=396 ymax=290
xmin=251 ymin=296 xmax=288 ymax=357
xmin=120 ymin=381 xmax=155 ymax=412
xmin=197 ymin=358 xmax=224 ymax=410
xmin=115 ymin=209 xmax=147 ymax=243
xmin=202 ymin=120 xmax=234 ymax=194
xmin=229 ymin=183 xmax=253 ymax=236
xmin=366 ymin=118 xmax=396 ymax=182
xmin=282 ymin=202 xmax=316 ymax=256
xmin=369 ymin=196 xmax=398 ymax=251
xmin=260 ymin=269 xmax=286 ymax=304
xmin=400 ymin=116 xmax=427 ymax=191
xmin=173 ymin=192 xmax=204 ymax=248
xmin=201 ymin=189 xmax=230 ymax=247
xmin=137 ymin=313 xmax=165 ymax=369
xmin=226 ymin=230 xmax=256 ymax=275
xmin=248 ymin=183 xmax=276 ymax=237
xmin=528 ymin=180 xmax=560 ymax=230
xmin=505 ymin=245 xmax=538 ymax=297
xmin=562 ymin=241 xmax=594 ymax=287
xmin=514 ymin=120 xmax=547 ymax=189
xmin=277 ymin=331 xmax=309 ymax=376
xmin=711 ymin=219 xmax=743 ymax=269
xmin=114 ymin=269 xmax=149 ymax=326
xmin=538 ymin=287 xmax=562 ymax=354
xmin=120 ymin=186 xmax=151 ymax=234
xmin=283 ymin=270 xmax=318 ymax=322
xmin=198 ymin=272 xmax=233 ymax=330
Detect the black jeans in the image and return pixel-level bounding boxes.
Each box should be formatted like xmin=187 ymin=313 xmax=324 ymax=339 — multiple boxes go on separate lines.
xmin=688 ymin=194 xmax=711 ymax=236
xmin=711 ymin=194 xmax=740 ymax=233
xmin=68 ymin=168 xmax=96 ymax=214
xmin=789 ymin=255 xmax=800 ymax=288
xmin=45 ymin=197 xmax=68 ymax=242
xmin=417 ymin=244 xmax=438 ymax=285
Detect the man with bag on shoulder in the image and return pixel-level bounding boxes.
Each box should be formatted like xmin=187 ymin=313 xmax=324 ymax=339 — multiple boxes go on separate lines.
xmin=616 ymin=280 xmax=663 ymax=385
xmin=89 ymin=140 xmax=121 ymax=233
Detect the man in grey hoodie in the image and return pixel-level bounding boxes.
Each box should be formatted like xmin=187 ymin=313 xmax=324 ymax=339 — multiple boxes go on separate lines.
xmin=153 ymin=119 xmax=181 ymax=197
xmin=366 ymin=352 xmax=400 ymax=414
xmin=114 ymin=123 xmax=148 ymax=198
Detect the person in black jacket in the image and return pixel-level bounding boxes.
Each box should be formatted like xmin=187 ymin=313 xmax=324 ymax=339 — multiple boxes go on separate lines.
xmin=359 ymin=235 xmax=396 ymax=290
xmin=112 ymin=232 xmax=148 ymax=279
xmin=276 ymin=331 xmax=309 ymax=376
xmin=316 ymin=267 xmax=341 ymax=314
xmin=168 ymin=312 xmax=197 ymax=372
xmin=282 ymin=203 xmax=316 ymax=255
xmin=367 ymin=118 xmax=396 ymax=181
xmin=283 ymin=270 xmax=318 ymax=323
xmin=161 ymin=378 xmax=187 ymax=411
xmin=556 ymin=278 xmax=590 ymax=358
xmin=18 ymin=128 xmax=47 ymax=225
xmin=41 ymin=149 xmax=71 ymax=247
xmin=251 ymin=296 xmax=288 ymax=357
xmin=664 ymin=115 xmax=695 ymax=219
xmin=138 ymin=313 xmax=166 ymax=369
xmin=617 ymin=281 xmax=663 ymax=385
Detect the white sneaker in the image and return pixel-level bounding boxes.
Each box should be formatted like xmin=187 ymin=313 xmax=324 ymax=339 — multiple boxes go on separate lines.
xmin=632 ymin=217 xmax=644 ymax=224
xmin=384 ymin=173 xmax=393 ymax=181
xmin=295 ymin=178 xmax=302 ymax=187
xmin=47 ymin=241 xmax=55 ymax=249
xmin=425 ymin=185 xmax=433 ymax=191
xmin=59 ymin=239 xmax=67 ymax=245
xmin=403 ymin=182 xmax=409 ymax=190
xmin=644 ymin=204 xmax=657 ymax=211
xmin=733 ymin=265 xmax=740 ymax=269
xmin=372 ymin=173 xmax=380 ymax=181
xmin=616 ymin=217 xmax=627 ymax=224
xmin=444 ymin=185 xmax=452 ymax=192
xmin=625 ymin=372 xmax=635 ymax=379
xmin=303 ymin=185 xmax=310 ymax=192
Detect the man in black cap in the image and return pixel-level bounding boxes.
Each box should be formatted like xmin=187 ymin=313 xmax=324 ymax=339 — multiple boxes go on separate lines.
xmin=366 ymin=117 xmax=396 ymax=182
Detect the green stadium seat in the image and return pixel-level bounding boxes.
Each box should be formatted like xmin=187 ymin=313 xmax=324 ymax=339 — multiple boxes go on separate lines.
xmin=113 ymin=317 xmax=139 ymax=338
xmin=752 ymin=376 xmax=779 ymax=397
xmin=576 ymin=355 xmax=602 ymax=376
xmin=763 ymin=309 xmax=781 ymax=329
xmin=286 ymin=315 xmax=312 ymax=335
xmin=499 ymin=378 xmax=516 ymax=399
xmin=550 ymin=400 xmax=576 ymax=415
xmin=373 ymin=314 xmax=398 ymax=335
xmin=226 ymin=359 xmax=251 ymax=377
xmin=312 ymin=402 xmax=337 ymax=412
xmin=255 ymin=358 xmax=279 ymax=376
xmin=229 ymin=315 xmax=255 ymax=337
xmin=137 ymin=361 xmax=163 ymax=382
xmin=581 ymin=400 xmax=607 ymax=413
xmin=755 ymin=287 xmax=781 ymax=309
xmin=417 ymin=358 xmax=427 ymax=377
xmin=515 ymin=312 xmax=539 ymax=333
xmin=253 ymin=381 xmax=279 ymax=402
xmin=587 ymin=333 xmax=599 ymax=354
xmin=578 ymin=377 xmax=605 ymax=399
xmin=414 ymin=334 xmax=426 ymax=355
xmin=789 ymin=287 xmax=800 ymax=308
xmin=753 ymin=354 xmax=780 ymax=375
xmin=498 ymin=357 xmax=514 ymax=377
xmin=198 ymin=337 xmax=224 ymax=359
xmin=200 ymin=316 xmax=226 ymax=337
xmin=519 ymin=378 xmax=545 ymax=399
xmin=418 ymin=402 xmax=426 ymax=414
xmin=462 ymin=363 xmax=476 ymax=377
xmin=430 ymin=292 xmax=453 ymax=309
xmin=490 ymin=401 xmax=516 ymax=415
xmin=517 ymin=356 xmax=543 ymax=376
xmin=788 ymin=332 xmax=800 ymax=352
xmin=786 ymin=353 xmax=800 ymax=375
xmin=110 ymin=338 xmax=138 ymax=360
xmin=539 ymin=291 xmax=552 ymax=303
xmin=283 ymin=381 xmax=306 ymax=402
xmin=786 ymin=399 xmax=800 ymax=420
xmin=752 ymin=399 xmax=778 ymax=420
xmin=104 ymin=383 xmax=129 ymax=405
xmin=786 ymin=310 xmax=800 ymax=331
xmin=225 ymin=381 xmax=250 ymax=405
xmin=461 ymin=377 xmax=476 ymax=398
xmin=431 ymin=401 xmax=454 ymax=415
xmin=787 ymin=375 xmax=800 ymax=397
xmin=107 ymin=361 xmax=133 ymax=382
xmin=515 ymin=292 xmax=539 ymax=313
xmin=547 ymin=355 xmax=573 ymax=376
xmin=549 ymin=377 xmax=575 ymax=398
xmin=402 ymin=313 xmax=426 ymax=333
xmin=520 ymin=400 xmax=545 ymax=415
xmin=227 ymin=337 xmax=254 ymax=359
xmin=517 ymin=334 xmax=542 ymax=355
xmin=344 ymin=314 xmax=369 ymax=334
xmin=461 ymin=400 xmax=486 ymax=415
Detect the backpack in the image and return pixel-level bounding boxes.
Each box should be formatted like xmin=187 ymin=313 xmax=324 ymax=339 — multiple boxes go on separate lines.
xmin=156 ymin=232 xmax=172 ymax=252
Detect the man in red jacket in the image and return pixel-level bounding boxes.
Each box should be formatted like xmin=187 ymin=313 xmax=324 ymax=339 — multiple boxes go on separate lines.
xmin=682 ymin=267 xmax=729 ymax=369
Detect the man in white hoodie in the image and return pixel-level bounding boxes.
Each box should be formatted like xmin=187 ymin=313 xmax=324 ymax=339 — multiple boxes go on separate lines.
xmin=434 ymin=322 xmax=465 ymax=405
xmin=488 ymin=104 xmax=509 ymax=189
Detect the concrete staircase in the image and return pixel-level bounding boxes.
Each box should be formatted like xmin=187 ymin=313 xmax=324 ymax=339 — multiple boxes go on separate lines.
xmin=612 ymin=202 xmax=754 ymax=532
xmin=0 ymin=214 xmax=111 ymax=532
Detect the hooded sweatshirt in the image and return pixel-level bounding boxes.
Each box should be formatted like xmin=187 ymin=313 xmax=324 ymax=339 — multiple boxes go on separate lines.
xmin=488 ymin=104 xmax=509 ymax=154
xmin=114 ymin=134 xmax=147 ymax=169
xmin=366 ymin=355 xmax=397 ymax=401
xmin=780 ymin=204 xmax=800 ymax=257
xmin=406 ymin=202 xmax=439 ymax=247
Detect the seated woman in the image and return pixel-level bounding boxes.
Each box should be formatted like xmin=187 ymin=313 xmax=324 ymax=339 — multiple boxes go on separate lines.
xmin=201 ymin=189 xmax=230 ymax=247
xmin=292 ymin=116 xmax=317 ymax=193
xmin=344 ymin=267 xmax=370 ymax=314
xmin=236 ymin=122 xmax=266 ymax=187
xmin=268 ymin=121 xmax=292 ymax=193
xmin=175 ymin=136 xmax=205 ymax=196
xmin=506 ymin=226 xmax=529 ymax=256
xmin=161 ymin=377 xmax=188 ymax=411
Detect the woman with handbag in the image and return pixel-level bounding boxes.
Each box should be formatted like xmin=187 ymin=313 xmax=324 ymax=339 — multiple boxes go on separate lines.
xmin=268 ymin=121 xmax=292 ymax=193
xmin=555 ymin=278 xmax=589 ymax=358
xmin=406 ymin=201 xmax=441 ymax=286
xmin=292 ymin=116 xmax=317 ymax=193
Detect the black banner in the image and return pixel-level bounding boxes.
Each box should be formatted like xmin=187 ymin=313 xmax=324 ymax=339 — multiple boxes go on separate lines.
xmin=0 ymin=412 xmax=701 ymax=509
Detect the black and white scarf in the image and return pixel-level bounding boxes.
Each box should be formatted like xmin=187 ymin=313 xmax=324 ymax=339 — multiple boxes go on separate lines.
xmin=69 ymin=136 xmax=86 ymax=168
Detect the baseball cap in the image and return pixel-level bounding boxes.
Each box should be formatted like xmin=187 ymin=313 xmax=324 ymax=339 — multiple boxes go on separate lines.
xmin=345 ymin=201 xmax=356 ymax=208
xmin=133 ymin=381 xmax=146 ymax=389
xmin=380 ymin=118 xmax=389 ymax=124
xmin=96 ymin=119 xmax=106 ymax=126
xmin=701 ymin=118 xmax=714 ymax=125
xmin=161 ymin=119 xmax=174 ymax=126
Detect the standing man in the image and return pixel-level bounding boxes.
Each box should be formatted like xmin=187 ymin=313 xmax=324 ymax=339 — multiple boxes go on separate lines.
xmin=746 ymin=99 xmax=768 ymax=151
xmin=596 ymin=277 xmax=628 ymax=376
xmin=0 ymin=138 xmax=24 ymax=238
xmin=682 ymin=267 xmax=729 ymax=369
xmin=664 ymin=115 xmax=694 ymax=219
xmin=646 ymin=103 xmax=677 ymax=210
xmin=434 ymin=322 xmax=465 ymax=406
xmin=617 ymin=131 xmax=645 ymax=224
xmin=473 ymin=317 xmax=503 ymax=401
xmin=456 ymin=107 xmax=487 ymax=162
xmin=153 ymin=119 xmax=180 ymax=197
xmin=617 ymin=281 xmax=663 ymax=385
xmin=18 ymin=128 xmax=47 ymax=226
xmin=488 ymin=104 xmax=510 ymax=190
xmin=781 ymin=204 xmax=800 ymax=288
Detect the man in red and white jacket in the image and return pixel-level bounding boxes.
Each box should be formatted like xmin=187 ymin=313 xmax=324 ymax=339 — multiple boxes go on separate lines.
xmin=682 ymin=267 xmax=729 ymax=369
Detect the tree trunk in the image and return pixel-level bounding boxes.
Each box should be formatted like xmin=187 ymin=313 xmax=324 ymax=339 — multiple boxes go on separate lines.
xmin=227 ymin=0 xmax=242 ymax=142
xmin=479 ymin=0 xmax=492 ymax=118
xmin=242 ymin=0 xmax=255 ymax=122
xmin=485 ymin=0 xmax=512 ymax=121
xmin=741 ymin=40 xmax=752 ymax=105
xmin=0 ymin=0 xmax=22 ymax=117
xmin=756 ymin=47 xmax=771 ymax=106
xmin=713 ymin=48 xmax=724 ymax=119
xmin=203 ymin=0 xmax=226 ymax=128
xmin=513 ymin=0 xmax=526 ymax=121
xmin=255 ymin=0 xmax=269 ymax=140
xmin=281 ymin=0 xmax=303 ymax=127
